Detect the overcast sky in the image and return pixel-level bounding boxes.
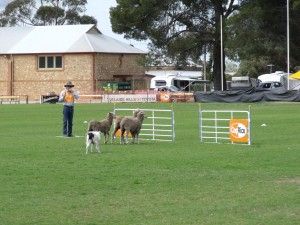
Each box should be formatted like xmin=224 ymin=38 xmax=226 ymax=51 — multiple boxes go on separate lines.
xmin=85 ymin=0 xmax=149 ymax=51
xmin=0 ymin=0 xmax=149 ymax=51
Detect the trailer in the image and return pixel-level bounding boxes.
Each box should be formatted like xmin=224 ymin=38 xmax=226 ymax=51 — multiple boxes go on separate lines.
xmin=230 ymin=76 xmax=257 ymax=90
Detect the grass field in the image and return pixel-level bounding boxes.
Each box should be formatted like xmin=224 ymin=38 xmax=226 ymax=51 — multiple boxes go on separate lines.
xmin=0 ymin=102 xmax=299 ymax=225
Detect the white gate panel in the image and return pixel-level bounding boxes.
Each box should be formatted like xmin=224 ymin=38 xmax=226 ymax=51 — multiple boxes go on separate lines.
xmin=199 ymin=106 xmax=251 ymax=145
xmin=114 ymin=108 xmax=175 ymax=142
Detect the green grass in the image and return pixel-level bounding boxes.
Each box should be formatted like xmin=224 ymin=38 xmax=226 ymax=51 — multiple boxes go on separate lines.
xmin=0 ymin=102 xmax=299 ymax=225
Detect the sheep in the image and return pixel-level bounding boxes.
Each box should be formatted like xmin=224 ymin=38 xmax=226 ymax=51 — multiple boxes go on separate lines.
xmin=111 ymin=108 xmax=141 ymax=143
xmin=120 ymin=111 xmax=146 ymax=144
xmin=87 ymin=112 xmax=114 ymax=144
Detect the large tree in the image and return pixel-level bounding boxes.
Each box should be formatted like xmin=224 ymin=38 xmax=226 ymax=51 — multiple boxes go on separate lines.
xmin=0 ymin=0 xmax=97 ymax=26
xmin=226 ymin=0 xmax=300 ymax=76
xmin=110 ymin=0 xmax=247 ymax=90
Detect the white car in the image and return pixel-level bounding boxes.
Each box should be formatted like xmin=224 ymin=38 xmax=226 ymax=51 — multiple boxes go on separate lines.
xmin=256 ymin=81 xmax=284 ymax=90
xmin=154 ymin=85 xmax=180 ymax=92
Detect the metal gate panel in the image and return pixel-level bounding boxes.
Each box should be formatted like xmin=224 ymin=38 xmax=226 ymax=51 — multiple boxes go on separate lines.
xmin=114 ymin=108 xmax=175 ymax=142
xmin=199 ymin=106 xmax=251 ymax=145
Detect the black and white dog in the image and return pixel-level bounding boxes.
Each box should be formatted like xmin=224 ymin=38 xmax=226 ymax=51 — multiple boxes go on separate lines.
xmin=86 ymin=131 xmax=101 ymax=154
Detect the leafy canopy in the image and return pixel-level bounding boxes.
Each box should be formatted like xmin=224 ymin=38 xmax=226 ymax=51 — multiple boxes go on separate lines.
xmin=227 ymin=0 xmax=300 ymax=76
xmin=110 ymin=0 xmax=243 ymax=90
xmin=0 ymin=0 xmax=97 ymax=26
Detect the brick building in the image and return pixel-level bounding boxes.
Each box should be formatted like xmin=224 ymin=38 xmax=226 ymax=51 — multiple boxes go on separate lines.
xmin=0 ymin=25 xmax=148 ymax=101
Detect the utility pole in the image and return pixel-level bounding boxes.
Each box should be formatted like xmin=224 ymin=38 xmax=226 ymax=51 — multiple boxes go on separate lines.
xmin=287 ymin=0 xmax=290 ymax=90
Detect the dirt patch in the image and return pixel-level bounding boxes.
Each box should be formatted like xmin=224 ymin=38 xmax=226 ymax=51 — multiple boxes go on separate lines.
xmin=274 ymin=178 xmax=300 ymax=184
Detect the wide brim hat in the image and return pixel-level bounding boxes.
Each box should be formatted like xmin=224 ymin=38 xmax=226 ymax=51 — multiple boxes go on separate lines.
xmin=64 ymin=81 xmax=74 ymax=87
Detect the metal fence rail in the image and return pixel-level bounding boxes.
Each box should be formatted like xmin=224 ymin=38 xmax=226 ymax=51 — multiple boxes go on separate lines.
xmin=113 ymin=108 xmax=175 ymax=142
xmin=199 ymin=106 xmax=251 ymax=145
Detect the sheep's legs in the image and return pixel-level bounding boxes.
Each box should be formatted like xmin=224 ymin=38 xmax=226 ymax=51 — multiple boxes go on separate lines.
xmin=105 ymin=132 xmax=110 ymax=144
xmin=104 ymin=134 xmax=107 ymax=144
xmin=111 ymin=128 xmax=118 ymax=143
xmin=120 ymin=130 xmax=130 ymax=144
xmin=125 ymin=131 xmax=129 ymax=144
xmin=120 ymin=129 xmax=125 ymax=144
xmin=132 ymin=135 xmax=139 ymax=144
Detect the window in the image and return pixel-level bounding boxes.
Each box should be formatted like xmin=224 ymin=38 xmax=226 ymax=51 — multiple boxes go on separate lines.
xmin=263 ymin=83 xmax=271 ymax=88
xmin=155 ymin=81 xmax=167 ymax=86
xmin=38 ymin=56 xmax=63 ymax=69
xmin=274 ymin=82 xmax=282 ymax=88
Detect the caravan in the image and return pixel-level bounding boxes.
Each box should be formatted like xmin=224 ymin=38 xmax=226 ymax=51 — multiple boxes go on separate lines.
xmin=150 ymin=74 xmax=210 ymax=92
xmin=257 ymin=71 xmax=289 ymax=89
xmin=258 ymin=71 xmax=287 ymax=83
xmin=258 ymin=71 xmax=300 ymax=90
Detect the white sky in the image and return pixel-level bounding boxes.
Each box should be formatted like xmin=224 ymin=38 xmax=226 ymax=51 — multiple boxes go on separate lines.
xmin=0 ymin=0 xmax=149 ymax=52
xmin=85 ymin=0 xmax=149 ymax=52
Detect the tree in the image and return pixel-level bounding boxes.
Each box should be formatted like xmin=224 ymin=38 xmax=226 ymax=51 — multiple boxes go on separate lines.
xmin=110 ymin=0 xmax=245 ymax=90
xmin=0 ymin=0 xmax=97 ymax=26
xmin=226 ymin=0 xmax=300 ymax=76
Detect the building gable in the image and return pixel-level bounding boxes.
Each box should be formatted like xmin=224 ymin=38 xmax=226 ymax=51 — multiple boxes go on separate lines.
xmin=0 ymin=25 xmax=146 ymax=55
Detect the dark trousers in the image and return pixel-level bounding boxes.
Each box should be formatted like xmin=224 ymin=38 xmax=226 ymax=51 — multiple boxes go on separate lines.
xmin=63 ymin=106 xmax=74 ymax=136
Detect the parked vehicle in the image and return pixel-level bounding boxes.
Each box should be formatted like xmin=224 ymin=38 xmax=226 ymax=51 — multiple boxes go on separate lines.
xmin=154 ymin=85 xmax=180 ymax=92
xmin=230 ymin=76 xmax=257 ymax=90
xmin=257 ymin=71 xmax=289 ymax=89
xmin=150 ymin=74 xmax=208 ymax=92
xmin=256 ymin=81 xmax=284 ymax=90
xmin=258 ymin=71 xmax=287 ymax=83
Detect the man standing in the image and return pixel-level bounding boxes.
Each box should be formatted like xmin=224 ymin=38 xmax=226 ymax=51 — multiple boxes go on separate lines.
xmin=59 ymin=82 xmax=79 ymax=137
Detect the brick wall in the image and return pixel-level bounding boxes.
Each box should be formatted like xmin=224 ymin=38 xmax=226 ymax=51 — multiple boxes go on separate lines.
xmin=0 ymin=56 xmax=10 ymax=95
xmin=94 ymin=53 xmax=146 ymax=90
xmin=0 ymin=53 xmax=145 ymax=101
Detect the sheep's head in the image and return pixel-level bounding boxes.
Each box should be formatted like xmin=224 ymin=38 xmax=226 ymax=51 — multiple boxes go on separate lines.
xmin=108 ymin=112 xmax=115 ymax=120
xmin=137 ymin=111 xmax=146 ymax=122
xmin=133 ymin=108 xmax=141 ymax=117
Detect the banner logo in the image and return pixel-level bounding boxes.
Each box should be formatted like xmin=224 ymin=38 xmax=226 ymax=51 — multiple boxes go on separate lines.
xmin=229 ymin=119 xmax=248 ymax=143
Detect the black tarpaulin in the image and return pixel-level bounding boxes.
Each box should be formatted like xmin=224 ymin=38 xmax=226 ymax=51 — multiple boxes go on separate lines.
xmin=193 ymin=89 xmax=300 ymax=102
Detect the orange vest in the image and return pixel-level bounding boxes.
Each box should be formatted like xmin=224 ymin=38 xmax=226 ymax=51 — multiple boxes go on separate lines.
xmin=64 ymin=91 xmax=75 ymax=103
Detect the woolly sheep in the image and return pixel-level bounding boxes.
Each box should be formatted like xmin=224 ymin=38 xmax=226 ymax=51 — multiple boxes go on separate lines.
xmin=111 ymin=108 xmax=141 ymax=143
xmin=87 ymin=112 xmax=114 ymax=144
xmin=120 ymin=111 xmax=145 ymax=144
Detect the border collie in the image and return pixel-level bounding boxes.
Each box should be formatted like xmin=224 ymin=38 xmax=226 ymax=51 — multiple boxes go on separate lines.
xmin=86 ymin=131 xmax=101 ymax=154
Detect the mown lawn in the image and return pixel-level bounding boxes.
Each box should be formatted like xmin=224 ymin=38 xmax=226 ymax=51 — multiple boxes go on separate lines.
xmin=0 ymin=102 xmax=299 ymax=225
